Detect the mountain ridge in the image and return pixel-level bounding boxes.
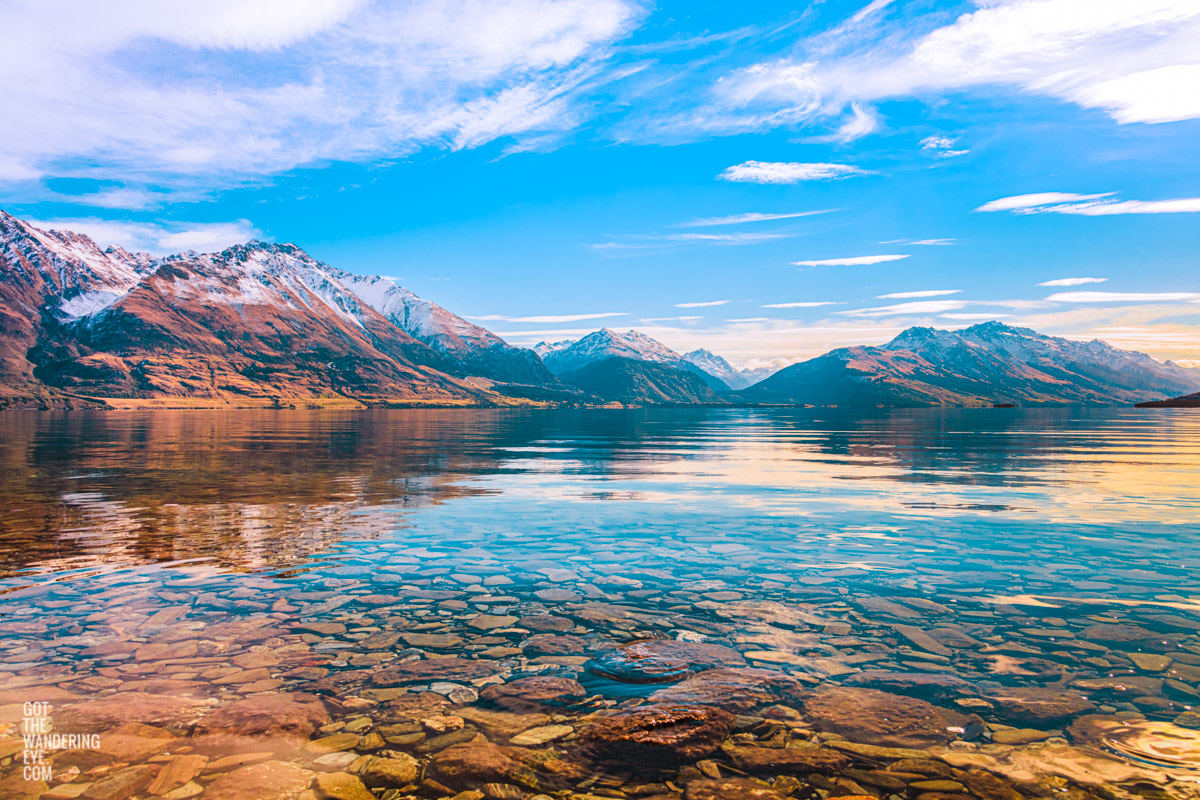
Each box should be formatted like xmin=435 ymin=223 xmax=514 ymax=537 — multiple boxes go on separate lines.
xmin=747 ymin=321 xmax=1200 ymax=407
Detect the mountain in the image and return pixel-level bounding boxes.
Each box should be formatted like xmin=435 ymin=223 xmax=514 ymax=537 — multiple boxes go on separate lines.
xmin=682 ymin=348 xmax=782 ymax=389
xmin=331 ymin=272 xmax=554 ymax=384
xmin=0 ymin=212 xmax=554 ymax=407
xmin=559 ymin=356 xmax=723 ymax=405
xmin=746 ymin=322 xmax=1200 ymax=407
xmin=1136 ymin=391 xmax=1200 ymax=408
xmin=542 ymin=329 xmax=731 ymax=391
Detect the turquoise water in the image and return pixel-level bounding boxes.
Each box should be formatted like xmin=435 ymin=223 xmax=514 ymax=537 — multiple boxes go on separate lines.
xmin=2 ymin=407 xmax=1200 ymax=798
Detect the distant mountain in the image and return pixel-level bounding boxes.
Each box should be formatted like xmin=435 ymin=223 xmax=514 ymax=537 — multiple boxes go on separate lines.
xmin=682 ymin=348 xmax=782 ymax=389
xmin=542 ymin=329 xmax=731 ymax=391
xmin=0 ymin=212 xmax=554 ymax=407
xmin=1136 ymin=391 xmax=1200 ymax=408
xmin=533 ymin=339 xmax=573 ymax=359
xmin=746 ymin=322 xmax=1200 ymax=407
xmin=559 ymin=356 xmax=723 ymax=405
xmin=332 ymin=272 xmax=555 ymax=384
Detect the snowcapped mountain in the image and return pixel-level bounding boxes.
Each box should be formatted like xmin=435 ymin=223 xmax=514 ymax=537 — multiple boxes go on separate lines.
xmin=0 ymin=212 xmax=556 ymax=407
xmin=541 ymin=328 xmax=733 ymax=391
xmin=682 ymin=348 xmax=782 ymax=389
xmin=533 ymin=340 xmax=574 ymax=359
xmin=748 ymin=322 xmax=1200 ymax=407
xmin=331 ymin=272 xmax=554 ymax=384
xmin=542 ymin=329 xmax=680 ymax=373
xmin=559 ymin=357 xmax=724 ymax=405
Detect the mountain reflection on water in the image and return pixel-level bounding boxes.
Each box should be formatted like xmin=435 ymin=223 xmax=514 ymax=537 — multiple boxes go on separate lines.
xmin=1 ymin=407 xmax=1200 ymax=799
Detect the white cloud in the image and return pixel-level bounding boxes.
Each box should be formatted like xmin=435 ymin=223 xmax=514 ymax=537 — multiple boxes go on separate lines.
xmin=471 ymin=311 xmax=627 ymax=323
xmin=27 ymin=216 xmax=262 ymax=255
xmin=978 ymin=192 xmax=1200 ymax=215
xmin=702 ymin=0 xmax=1200 ymax=144
xmin=719 ymin=161 xmax=871 ymax=184
xmin=841 ymin=300 xmax=967 ymax=317
xmin=809 ymin=103 xmax=879 ymax=143
xmin=975 ymin=192 xmax=1114 ymax=212
xmin=676 ymin=300 xmax=730 ymax=308
xmin=919 ymin=135 xmax=968 ymax=158
xmin=878 ymin=289 xmax=960 ymax=299
xmin=762 ymin=301 xmax=839 ymax=308
xmin=1039 ymin=277 xmax=1107 ymax=287
xmin=942 ymin=313 xmax=1012 ymax=320
xmin=850 ymin=0 xmax=897 ymax=25
xmin=677 ymin=210 xmax=832 ymax=227
xmin=794 ymin=254 xmax=909 ymax=266
xmin=1047 ymin=291 xmax=1200 ymax=303
xmin=878 ymin=238 xmax=956 ymax=246
xmin=664 ymin=232 xmax=793 ymax=244
xmin=0 ymin=0 xmax=641 ymax=194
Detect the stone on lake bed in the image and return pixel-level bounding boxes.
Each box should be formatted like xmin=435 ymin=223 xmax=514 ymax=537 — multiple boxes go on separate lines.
xmin=509 ymin=724 xmax=574 ymax=746
xmin=1129 ymin=652 xmax=1172 ymax=672
xmin=479 ymin=676 xmax=587 ymax=713
xmin=359 ymin=753 xmax=421 ymax=787
xmin=589 ymin=639 xmax=746 ymax=684
xmin=650 ymin=668 xmax=804 ymax=711
xmin=57 ymin=692 xmax=205 ymax=732
xmin=986 ymin=687 xmax=1095 ymax=724
xmin=723 ymin=743 xmax=850 ymax=773
xmin=429 ymin=741 xmax=569 ymax=791
xmin=684 ymin=777 xmax=787 ymax=800
xmin=197 ymin=760 xmax=317 ymax=800
xmin=844 ymin=670 xmax=971 ymax=701
xmin=191 ymin=692 xmax=331 ymax=752
xmin=470 ymin=614 xmax=520 ymax=630
xmin=372 ymin=657 xmax=498 ymax=685
xmin=801 ymin=686 xmax=980 ymax=748
xmin=402 ymin=632 xmax=463 ymax=648
xmin=991 ymin=727 xmax=1052 ymax=745
xmin=313 ymin=771 xmax=376 ymax=800
xmin=578 ymin=704 xmax=735 ymax=762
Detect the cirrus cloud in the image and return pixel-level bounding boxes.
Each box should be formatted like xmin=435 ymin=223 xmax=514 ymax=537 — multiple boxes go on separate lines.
xmin=718 ymin=161 xmax=872 ymax=184
xmin=794 ymin=254 xmax=909 ymax=267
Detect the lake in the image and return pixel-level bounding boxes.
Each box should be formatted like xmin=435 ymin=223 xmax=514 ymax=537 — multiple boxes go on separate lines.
xmin=1 ymin=407 xmax=1199 ymax=799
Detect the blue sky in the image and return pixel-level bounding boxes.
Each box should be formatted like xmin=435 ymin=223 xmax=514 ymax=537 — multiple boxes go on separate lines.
xmin=2 ymin=0 xmax=1198 ymax=367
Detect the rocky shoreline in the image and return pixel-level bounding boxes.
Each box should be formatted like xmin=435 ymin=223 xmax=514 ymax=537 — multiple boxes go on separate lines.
xmin=2 ymin=550 xmax=1199 ymax=800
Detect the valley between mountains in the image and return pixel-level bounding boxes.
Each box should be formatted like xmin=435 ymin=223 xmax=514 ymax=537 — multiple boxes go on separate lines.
xmin=2 ymin=212 xmax=1199 ymax=410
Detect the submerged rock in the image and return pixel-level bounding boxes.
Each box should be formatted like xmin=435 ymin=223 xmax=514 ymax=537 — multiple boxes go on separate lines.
xmin=479 ymin=676 xmax=587 ymax=713
xmin=192 ymin=692 xmax=330 ymax=752
xmin=650 ymin=668 xmax=804 ymax=711
xmin=684 ymin=777 xmax=787 ymax=799
xmin=578 ymin=704 xmax=734 ymax=762
xmin=723 ymin=743 xmax=850 ymax=773
xmin=590 ymin=639 xmax=746 ymax=684
xmin=987 ymin=687 xmax=1095 ymax=724
xmin=800 ymin=686 xmax=979 ymax=748
xmin=203 ymin=760 xmax=315 ymax=800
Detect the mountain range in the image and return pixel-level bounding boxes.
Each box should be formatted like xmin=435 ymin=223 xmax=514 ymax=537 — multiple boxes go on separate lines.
xmin=745 ymin=322 xmax=1200 ymax=407
xmin=535 ymin=328 xmax=775 ymax=391
xmin=2 ymin=212 xmax=1198 ymax=409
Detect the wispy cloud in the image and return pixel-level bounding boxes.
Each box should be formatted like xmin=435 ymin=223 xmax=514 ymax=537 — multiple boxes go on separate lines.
xmin=677 ymin=210 xmax=832 ymax=227
xmin=470 ymin=311 xmax=627 ymax=323
xmin=676 ymin=300 xmax=730 ymax=308
xmin=664 ymin=232 xmax=794 ymax=244
xmin=762 ymin=301 xmax=839 ymax=308
xmin=878 ymin=289 xmax=960 ymax=299
xmin=1047 ymin=291 xmax=1200 ymax=303
xmin=880 ymin=238 xmax=956 ymax=246
xmin=719 ymin=161 xmax=872 ymax=184
xmin=1039 ymin=277 xmax=1107 ymax=287
xmin=0 ymin=0 xmax=642 ymax=193
xmin=794 ymin=254 xmax=909 ymax=267
xmin=840 ymin=300 xmax=967 ymax=317
xmin=696 ymin=0 xmax=1200 ymax=147
xmin=27 ymin=217 xmax=263 ymax=255
xmin=977 ymin=192 xmax=1200 ymax=215
xmin=942 ymin=313 xmax=1011 ymax=320
xmin=920 ymin=135 xmax=968 ymax=158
